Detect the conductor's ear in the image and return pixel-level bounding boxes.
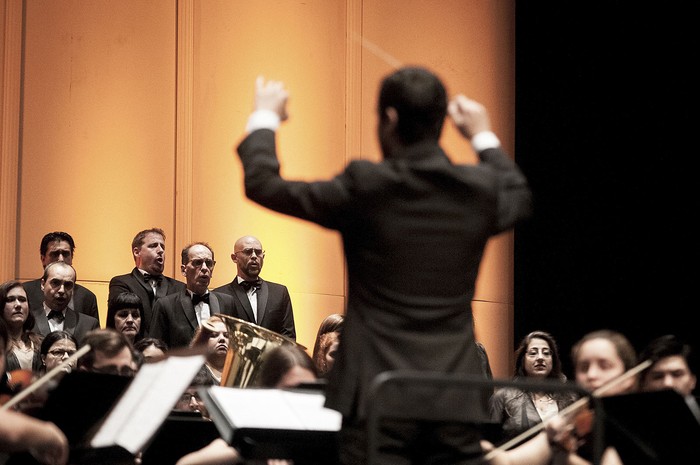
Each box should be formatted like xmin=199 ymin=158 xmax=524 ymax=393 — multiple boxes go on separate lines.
xmin=384 ymin=107 xmax=398 ymax=127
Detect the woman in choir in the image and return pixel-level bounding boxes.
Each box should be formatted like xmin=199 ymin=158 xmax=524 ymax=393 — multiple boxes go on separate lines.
xmin=105 ymin=291 xmax=143 ymax=345
xmin=1 ymin=280 xmax=43 ymax=376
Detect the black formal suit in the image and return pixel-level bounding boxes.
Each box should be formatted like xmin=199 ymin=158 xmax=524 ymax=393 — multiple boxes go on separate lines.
xmin=108 ymin=268 xmax=186 ymax=335
xmin=213 ymin=278 xmax=296 ymax=340
xmin=32 ymin=307 xmax=100 ymax=343
xmin=23 ymin=278 xmax=99 ymax=320
xmin=149 ymin=289 xmax=238 ymax=349
xmin=238 ymin=129 xmax=532 ymax=424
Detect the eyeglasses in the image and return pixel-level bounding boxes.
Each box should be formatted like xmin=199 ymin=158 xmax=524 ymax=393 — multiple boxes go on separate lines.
xmin=179 ymin=392 xmax=202 ymax=403
xmin=188 ymin=258 xmax=216 ymax=268
xmin=48 ymin=349 xmax=76 ymax=357
xmin=91 ymin=365 xmax=136 ymax=377
xmin=234 ymin=248 xmax=265 ymax=257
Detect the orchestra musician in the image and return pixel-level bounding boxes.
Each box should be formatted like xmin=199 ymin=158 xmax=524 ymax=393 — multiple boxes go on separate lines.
xmin=0 ymin=319 xmax=70 ymax=465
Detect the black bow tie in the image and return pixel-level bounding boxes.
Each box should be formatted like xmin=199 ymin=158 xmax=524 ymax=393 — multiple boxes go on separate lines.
xmin=192 ymin=293 xmax=210 ymax=305
xmin=143 ymin=273 xmax=163 ymax=285
xmin=238 ymin=279 xmax=261 ymax=291
xmin=48 ymin=310 xmax=65 ymax=322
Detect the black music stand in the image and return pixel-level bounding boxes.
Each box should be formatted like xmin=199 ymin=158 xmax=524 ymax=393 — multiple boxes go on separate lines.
xmin=34 ymin=371 xmax=132 ymax=448
xmin=600 ymin=389 xmax=700 ymax=465
xmin=365 ymin=371 xmax=594 ymax=465
xmin=200 ymin=385 xmax=340 ymax=465
xmin=6 ymin=371 xmax=134 ymax=465
xmin=139 ymin=411 xmax=220 ymax=465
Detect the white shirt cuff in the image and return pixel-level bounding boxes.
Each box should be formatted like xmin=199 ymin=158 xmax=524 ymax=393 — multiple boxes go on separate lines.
xmin=470 ymin=131 xmax=501 ymax=152
xmin=246 ymin=109 xmax=281 ymax=133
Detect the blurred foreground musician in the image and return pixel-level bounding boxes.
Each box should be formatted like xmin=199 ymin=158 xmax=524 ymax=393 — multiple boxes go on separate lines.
xmin=1 ymin=320 xmax=69 ymax=465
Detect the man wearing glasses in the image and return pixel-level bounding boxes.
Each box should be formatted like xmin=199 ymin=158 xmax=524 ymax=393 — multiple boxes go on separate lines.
xmin=214 ymin=235 xmax=296 ymax=340
xmin=149 ymin=242 xmax=237 ymax=349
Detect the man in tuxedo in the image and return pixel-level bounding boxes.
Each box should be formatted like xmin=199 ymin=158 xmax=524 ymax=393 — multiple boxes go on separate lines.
xmin=150 ymin=242 xmax=238 ymax=349
xmin=235 ymin=69 xmax=532 ymax=464
xmin=108 ymin=228 xmax=186 ymax=336
xmin=32 ymin=261 xmax=100 ymax=343
xmin=24 ymin=231 xmax=99 ymax=320
xmin=213 ymin=235 xmax=295 ymax=340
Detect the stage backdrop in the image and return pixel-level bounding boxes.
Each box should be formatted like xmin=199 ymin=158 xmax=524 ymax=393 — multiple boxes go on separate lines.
xmin=1 ymin=0 xmax=517 ymax=376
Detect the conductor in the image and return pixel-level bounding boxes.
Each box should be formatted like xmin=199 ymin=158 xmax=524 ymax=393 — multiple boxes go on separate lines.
xmin=236 ymin=67 xmax=532 ymax=464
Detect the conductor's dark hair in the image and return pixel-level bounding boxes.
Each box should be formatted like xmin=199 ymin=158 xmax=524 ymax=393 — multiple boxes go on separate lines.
xmin=378 ymin=66 xmax=447 ymax=144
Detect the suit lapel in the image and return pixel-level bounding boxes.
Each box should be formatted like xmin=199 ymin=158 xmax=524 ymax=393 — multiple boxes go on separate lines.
xmin=209 ymin=292 xmax=221 ymax=315
xmin=63 ymin=309 xmax=78 ymax=336
xmin=231 ymin=283 xmax=256 ymax=323
xmin=179 ymin=292 xmax=199 ymax=330
xmin=131 ymin=268 xmax=153 ymax=294
xmin=256 ymin=281 xmax=268 ymax=324
xmin=34 ymin=310 xmax=52 ymax=336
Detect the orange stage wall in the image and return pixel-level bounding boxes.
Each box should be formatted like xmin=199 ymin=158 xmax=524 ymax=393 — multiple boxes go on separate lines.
xmin=1 ymin=0 xmax=516 ymax=377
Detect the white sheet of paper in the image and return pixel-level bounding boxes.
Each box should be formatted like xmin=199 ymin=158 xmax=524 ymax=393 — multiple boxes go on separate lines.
xmin=90 ymin=354 xmax=206 ymax=454
xmin=206 ymin=385 xmax=342 ymax=431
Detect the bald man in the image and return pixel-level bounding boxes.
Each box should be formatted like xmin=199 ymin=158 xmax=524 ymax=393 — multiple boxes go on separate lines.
xmin=213 ymin=235 xmax=295 ymax=339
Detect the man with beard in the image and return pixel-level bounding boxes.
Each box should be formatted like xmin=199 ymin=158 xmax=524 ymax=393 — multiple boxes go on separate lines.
xmin=108 ymin=228 xmax=186 ymax=336
xmin=214 ymin=235 xmax=296 ymax=339
xmin=149 ymin=242 xmax=238 ymax=349
xmin=31 ymin=261 xmax=99 ymax=341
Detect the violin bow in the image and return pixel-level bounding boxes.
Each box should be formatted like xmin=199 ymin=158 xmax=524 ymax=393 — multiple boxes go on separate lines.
xmin=483 ymin=359 xmax=652 ymax=461
xmin=1 ymin=344 xmax=92 ymax=411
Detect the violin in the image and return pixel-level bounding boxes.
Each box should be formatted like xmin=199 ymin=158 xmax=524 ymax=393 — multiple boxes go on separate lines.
xmin=0 ymin=369 xmax=46 ymax=412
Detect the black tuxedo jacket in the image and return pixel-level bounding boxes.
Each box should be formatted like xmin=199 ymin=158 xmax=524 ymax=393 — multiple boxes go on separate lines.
xmin=213 ymin=279 xmax=296 ymax=340
xmin=32 ymin=307 xmax=100 ymax=343
xmin=108 ymin=268 xmax=186 ymax=335
xmin=238 ymin=129 xmax=532 ymax=420
xmin=148 ymin=289 xmax=238 ymax=349
xmin=23 ymin=278 xmax=99 ymax=320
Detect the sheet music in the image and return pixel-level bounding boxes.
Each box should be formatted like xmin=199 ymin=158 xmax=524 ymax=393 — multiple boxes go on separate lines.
xmin=206 ymin=385 xmax=342 ymax=431
xmin=90 ymin=354 xmax=206 ymax=454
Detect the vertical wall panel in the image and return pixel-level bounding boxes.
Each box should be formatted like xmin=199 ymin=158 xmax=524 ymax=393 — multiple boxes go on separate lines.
xmin=190 ymin=0 xmax=348 ymax=349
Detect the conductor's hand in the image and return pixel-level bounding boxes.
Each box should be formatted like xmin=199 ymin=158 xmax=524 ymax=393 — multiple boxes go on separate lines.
xmin=255 ymin=76 xmax=289 ymax=122
xmin=28 ymin=421 xmax=69 ymax=465
xmin=448 ymin=95 xmax=491 ymax=140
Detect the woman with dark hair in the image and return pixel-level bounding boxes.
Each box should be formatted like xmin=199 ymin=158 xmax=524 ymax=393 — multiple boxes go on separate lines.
xmin=106 ymin=291 xmax=143 ymax=344
xmin=489 ymin=330 xmax=576 ymax=443
xmin=1 ymin=280 xmax=43 ymax=375
xmin=311 ymin=313 xmax=344 ymax=378
xmin=39 ymin=330 xmax=78 ymax=375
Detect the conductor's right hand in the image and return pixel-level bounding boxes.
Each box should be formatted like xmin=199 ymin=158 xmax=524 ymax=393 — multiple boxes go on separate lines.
xmin=254 ymin=76 xmax=289 ymax=122
xmin=448 ymin=94 xmax=491 ymax=141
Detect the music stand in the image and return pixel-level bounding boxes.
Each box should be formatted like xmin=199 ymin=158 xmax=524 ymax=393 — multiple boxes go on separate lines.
xmin=600 ymin=389 xmax=700 ymax=464
xmin=365 ymin=371 xmax=593 ymax=465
